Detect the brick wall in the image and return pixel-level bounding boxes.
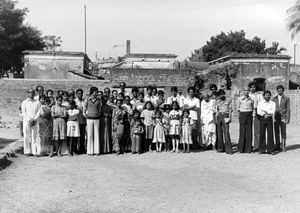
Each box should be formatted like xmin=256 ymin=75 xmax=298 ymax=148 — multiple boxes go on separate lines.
xmin=106 ymin=69 xmax=194 ymax=87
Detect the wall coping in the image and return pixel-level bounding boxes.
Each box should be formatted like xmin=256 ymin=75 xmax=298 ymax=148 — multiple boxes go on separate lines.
xmin=0 ymin=78 xmax=111 ymax=83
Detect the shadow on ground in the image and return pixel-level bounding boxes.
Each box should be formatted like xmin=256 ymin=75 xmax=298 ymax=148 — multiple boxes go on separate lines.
xmin=0 ymin=138 xmax=18 ymax=149
xmin=286 ymin=144 xmax=300 ymax=151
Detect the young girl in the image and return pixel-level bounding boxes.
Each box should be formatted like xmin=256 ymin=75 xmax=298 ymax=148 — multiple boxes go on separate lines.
xmin=133 ymin=92 xmax=145 ymax=112
xmin=131 ymin=110 xmax=144 ymax=154
xmin=152 ymin=110 xmax=166 ymax=152
xmin=181 ymin=109 xmax=193 ymax=153
xmin=67 ymin=101 xmax=80 ymax=156
xmin=141 ymin=101 xmax=155 ymax=152
xmin=61 ymin=91 xmax=70 ymax=109
xmin=51 ymin=96 xmax=67 ymax=157
xmin=112 ymin=90 xmax=118 ymax=104
xmin=162 ymin=104 xmax=171 ymax=151
xmin=169 ymin=101 xmax=181 ymax=153
xmin=112 ymin=99 xmax=127 ymax=155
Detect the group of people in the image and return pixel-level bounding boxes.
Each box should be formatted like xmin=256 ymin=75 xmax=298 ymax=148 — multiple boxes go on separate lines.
xmin=20 ymin=81 xmax=290 ymax=157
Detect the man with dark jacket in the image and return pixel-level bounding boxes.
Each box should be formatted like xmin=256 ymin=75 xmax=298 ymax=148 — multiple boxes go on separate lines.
xmin=272 ymin=85 xmax=290 ymax=152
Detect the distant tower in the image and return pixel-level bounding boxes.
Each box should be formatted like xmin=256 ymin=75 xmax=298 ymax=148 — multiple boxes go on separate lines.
xmin=126 ymin=40 xmax=131 ymax=55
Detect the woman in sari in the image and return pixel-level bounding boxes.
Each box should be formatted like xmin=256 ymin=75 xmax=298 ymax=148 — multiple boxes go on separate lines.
xmin=100 ymin=96 xmax=113 ymax=154
xmin=37 ymin=95 xmax=52 ymax=155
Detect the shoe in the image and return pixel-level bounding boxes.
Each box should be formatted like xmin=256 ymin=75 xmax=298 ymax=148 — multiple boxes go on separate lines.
xmin=48 ymin=153 xmax=54 ymax=158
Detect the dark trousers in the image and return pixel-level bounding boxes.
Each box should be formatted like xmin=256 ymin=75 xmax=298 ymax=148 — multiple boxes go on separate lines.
xmin=274 ymin=120 xmax=286 ymax=150
xmin=259 ymin=117 xmax=275 ymax=153
xmin=216 ymin=114 xmax=232 ymax=154
xmin=238 ymin=112 xmax=253 ymax=153
xmin=253 ymin=116 xmax=260 ymax=150
xmin=78 ymin=124 xmax=86 ymax=154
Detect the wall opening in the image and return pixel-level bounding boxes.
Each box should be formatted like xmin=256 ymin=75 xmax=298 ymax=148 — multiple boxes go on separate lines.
xmin=253 ymin=78 xmax=266 ymax=91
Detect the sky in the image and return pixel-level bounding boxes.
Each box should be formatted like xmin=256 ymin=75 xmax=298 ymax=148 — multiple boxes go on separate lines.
xmin=17 ymin=0 xmax=299 ymax=62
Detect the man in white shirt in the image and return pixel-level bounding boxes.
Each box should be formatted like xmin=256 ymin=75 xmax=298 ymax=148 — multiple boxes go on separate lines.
xmin=183 ymin=86 xmax=200 ymax=145
xmin=22 ymin=88 xmax=42 ymax=156
xmin=257 ymin=90 xmax=276 ymax=154
xmin=248 ymin=82 xmax=264 ymax=151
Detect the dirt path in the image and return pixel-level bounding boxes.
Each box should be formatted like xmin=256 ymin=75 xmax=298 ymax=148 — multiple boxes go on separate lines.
xmin=1 ymin=123 xmax=300 ymax=213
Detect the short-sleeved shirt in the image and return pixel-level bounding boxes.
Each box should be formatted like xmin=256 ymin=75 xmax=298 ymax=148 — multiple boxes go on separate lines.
xmin=141 ymin=109 xmax=155 ymax=126
xmin=183 ymin=96 xmax=200 ymax=120
xmin=215 ymin=99 xmax=232 ymax=114
xmin=237 ymin=96 xmax=254 ymax=113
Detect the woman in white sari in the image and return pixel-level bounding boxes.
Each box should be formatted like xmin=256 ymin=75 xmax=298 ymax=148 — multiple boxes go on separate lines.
xmin=200 ymin=92 xmax=216 ymax=149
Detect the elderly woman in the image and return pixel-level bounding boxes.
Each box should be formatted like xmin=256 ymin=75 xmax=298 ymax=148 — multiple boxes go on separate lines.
xmin=200 ymin=91 xmax=216 ymax=150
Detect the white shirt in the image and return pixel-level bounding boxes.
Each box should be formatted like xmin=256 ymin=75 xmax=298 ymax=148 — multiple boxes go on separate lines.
xmin=21 ymin=98 xmax=41 ymax=123
xmin=257 ymin=100 xmax=276 ymax=117
xmin=249 ymin=92 xmax=263 ymax=108
xmin=144 ymin=95 xmax=157 ymax=106
xmin=278 ymin=95 xmax=282 ymax=106
xmin=167 ymin=96 xmax=183 ymax=107
xmin=183 ymin=96 xmax=200 ymax=120
xmin=201 ymin=99 xmax=215 ymax=124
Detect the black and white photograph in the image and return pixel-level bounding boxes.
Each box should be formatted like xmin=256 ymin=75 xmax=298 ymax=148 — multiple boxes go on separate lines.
xmin=0 ymin=0 xmax=300 ymax=212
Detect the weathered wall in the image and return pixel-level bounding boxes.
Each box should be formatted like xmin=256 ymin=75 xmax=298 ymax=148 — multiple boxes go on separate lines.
xmin=106 ymin=69 xmax=195 ymax=87
xmin=198 ymin=61 xmax=289 ymax=91
xmin=24 ymin=55 xmax=85 ymax=79
xmin=231 ymin=61 xmax=289 ymax=91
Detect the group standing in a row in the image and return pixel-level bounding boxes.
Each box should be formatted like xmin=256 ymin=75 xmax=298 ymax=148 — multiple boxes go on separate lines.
xmin=20 ymin=81 xmax=290 ymax=157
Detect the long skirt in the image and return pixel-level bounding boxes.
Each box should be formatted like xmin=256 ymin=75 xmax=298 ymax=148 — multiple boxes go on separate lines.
xmin=37 ymin=118 xmax=52 ymax=155
xmin=123 ymin=120 xmax=131 ymax=151
xmin=131 ymin=134 xmax=142 ymax=153
xmin=144 ymin=125 xmax=154 ymax=139
xmin=100 ymin=117 xmax=112 ymax=154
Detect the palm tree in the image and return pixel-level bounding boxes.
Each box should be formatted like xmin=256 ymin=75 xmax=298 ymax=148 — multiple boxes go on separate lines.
xmin=287 ymin=0 xmax=300 ymax=39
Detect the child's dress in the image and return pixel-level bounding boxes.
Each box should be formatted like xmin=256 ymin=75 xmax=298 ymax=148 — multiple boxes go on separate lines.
xmin=141 ymin=109 xmax=155 ymax=139
xmin=52 ymin=105 xmax=67 ymax=141
xmin=67 ymin=109 xmax=80 ymax=138
xmin=181 ymin=117 xmax=193 ymax=144
xmin=131 ymin=119 xmax=144 ymax=153
xmin=113 ymin=120 xmax=125 ymax=153
xmin=152 ymin=117 xmax=166 ymax=143
xmin=169 ymin=110 xmax=181 ymax=136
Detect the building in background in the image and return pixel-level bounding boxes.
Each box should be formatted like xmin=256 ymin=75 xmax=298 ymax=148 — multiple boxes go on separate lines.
xmin=197 ymin=53 xmax=291 ymax=91
xmin=23 ymin=51 xmax=96 ymax=80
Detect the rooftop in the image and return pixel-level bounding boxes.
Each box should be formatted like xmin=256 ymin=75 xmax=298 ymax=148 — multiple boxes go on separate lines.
xmin=125 ymin=53 xmax=177 ymax=59
xmin=23 ymin=50 xmax=88 ymax=57
xmin=208 ymin=53 xmax=291 ymax=65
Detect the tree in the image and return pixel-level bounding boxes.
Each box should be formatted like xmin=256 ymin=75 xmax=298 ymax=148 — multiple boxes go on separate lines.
xmin=287 ymin=0 xmax=300 ymax=39
xmin=191 ymin=30 xmax=286 ymax=62
xmin=264 ymin=42 xmax=286 ymax=55
xmin=0 ymin=0 xmax=45 ymax=77
xmin=43 ymin=35 xmax=62 ymax=51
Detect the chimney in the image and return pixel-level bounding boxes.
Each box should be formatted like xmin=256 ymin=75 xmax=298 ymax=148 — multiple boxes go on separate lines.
xmin=126 ymin=40 xmax=131 ymax=55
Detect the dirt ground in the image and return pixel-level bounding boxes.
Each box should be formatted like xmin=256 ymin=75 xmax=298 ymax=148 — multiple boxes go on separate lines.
xmin=1 ymin=123 xmax=300 ymax=213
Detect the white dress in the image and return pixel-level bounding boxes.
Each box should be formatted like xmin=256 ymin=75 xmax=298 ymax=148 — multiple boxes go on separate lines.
xmin=181 ymin=117 xmax=193 ymax=144
xmin=169 ymin=110 xmax=181 ymax=135
xmin=67 ymin=109 xmax=80 ymax=137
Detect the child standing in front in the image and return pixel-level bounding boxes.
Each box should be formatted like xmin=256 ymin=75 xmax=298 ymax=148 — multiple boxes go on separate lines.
xmin=51 ymin=96 xmax=67 ymax=157
xmin=162 ymin=104 xmax=171 ymax=151
xmin=152 ymin=110 xmax=166 ymax=152
xmin=181 ymin=109 xmax=193 ymax=153
xmin=131 ymin=110 xmax=144 ymax=154
xmin=169 ymin=101 xmax=181 ymax=153
xmin=141 ymin=101 xmax=155 ymax=152
xmin=67 ymin=101 xmax=80 ymax=156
